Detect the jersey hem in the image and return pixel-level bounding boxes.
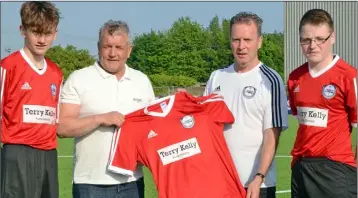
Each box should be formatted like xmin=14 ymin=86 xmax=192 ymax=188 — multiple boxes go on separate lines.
xmin=1 ymin=142 xmax=57 ymax=150
xmin=107 ymin=165 xmax=134 ymax=176
xmin=72 ymin=177 xmax=144 ymax=185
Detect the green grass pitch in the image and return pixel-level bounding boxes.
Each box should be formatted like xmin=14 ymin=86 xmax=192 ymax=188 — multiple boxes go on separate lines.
xmin=57 ymin=116 xmax=357 ymax=198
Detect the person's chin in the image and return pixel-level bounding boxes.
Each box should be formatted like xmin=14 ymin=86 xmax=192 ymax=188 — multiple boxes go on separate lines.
xmin=307 ymin=55 xmax=322 ymax=63
xmin=33 ymin=47 xmax=48 ymax=56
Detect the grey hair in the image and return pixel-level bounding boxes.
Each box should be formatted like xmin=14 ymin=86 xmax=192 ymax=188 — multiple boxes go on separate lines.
xmin=98 ymin=20 xmax=132 ymax=45
xmin=230 ymin=12 xmax=263 ymax=36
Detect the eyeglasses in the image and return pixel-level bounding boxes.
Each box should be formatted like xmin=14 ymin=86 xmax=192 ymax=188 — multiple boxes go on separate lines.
xmin=300 ymin=33 xmax=332 ymax=45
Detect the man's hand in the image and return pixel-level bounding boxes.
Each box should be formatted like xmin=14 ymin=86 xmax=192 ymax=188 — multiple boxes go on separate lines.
xmin=246 ymin=176 xmax=262 ymax=198
xmin=96 ymin=111 xmax=125 ymax=128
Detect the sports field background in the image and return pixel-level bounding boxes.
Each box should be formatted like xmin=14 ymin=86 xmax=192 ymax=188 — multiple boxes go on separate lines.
xmin=57 ymin=115 xmax=357 ymax=198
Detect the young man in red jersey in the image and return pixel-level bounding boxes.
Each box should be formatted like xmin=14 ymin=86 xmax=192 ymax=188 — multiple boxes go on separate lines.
xmin=287 ymin=9 xmax=357 ymax=198
xmin=0 ymin=2 xmax=63 ymax=197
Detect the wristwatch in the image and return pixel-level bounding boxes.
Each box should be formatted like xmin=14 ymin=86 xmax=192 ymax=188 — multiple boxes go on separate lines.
xmin=255 ymin=172 xmax=265 ymax=182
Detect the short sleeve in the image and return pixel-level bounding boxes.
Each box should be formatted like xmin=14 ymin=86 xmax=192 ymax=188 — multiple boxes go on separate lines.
xmin=287 ymin=77 xmax=298 ymax=117
xmin=201 ymin=94 xmax=235 ymax=124
xmin=345 ymin=76 xmax=357 ymax=128
xmin=144 ymin=75 xmax=155 ymax=104
xmin=203 ymin=72 xmax=215 ymax=96
xmin=263 ymin=73 xmax=288 ymax=131
xmin=108 ymin=123 xmax=138 ymax=176
xmin=60 ymin=71 xmax=81 ymax=105
xmin=56 ymin=77 xmax=64 ymax=123
xmin=0 ymin=65 xmax=8 ymax=121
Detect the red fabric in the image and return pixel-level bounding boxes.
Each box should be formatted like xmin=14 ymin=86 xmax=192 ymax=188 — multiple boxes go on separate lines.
xmin=109 ymin=92 xmax=246 ymax=198
xmin=0 ymin=51 xmax=63 ymax=150
xmin=287 ymin=58 xmax=357 ymax=167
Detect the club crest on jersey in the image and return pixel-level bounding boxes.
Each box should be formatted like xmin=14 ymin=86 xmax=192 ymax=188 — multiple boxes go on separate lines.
xmin=243 ymin=86 xmax=257 ymax=99
xmin=322 ymin=84 xmax=336 ymax=99
xmin=50 ymin=84 xmax=57 ymax=97
xmin=181 ymin=115 xmax=195 ymax=129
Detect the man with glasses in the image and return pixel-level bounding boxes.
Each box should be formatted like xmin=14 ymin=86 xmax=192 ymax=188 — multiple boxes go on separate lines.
xmin=287 ymin=9 xmax=357 ymax=198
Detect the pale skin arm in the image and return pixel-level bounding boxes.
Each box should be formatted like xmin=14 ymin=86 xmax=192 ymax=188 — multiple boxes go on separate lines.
xmin=257 ymin=127 xmax=281 ymax=176
xmin=57 ymin=103 xmax=124 ymax=138
xmin=246 ymin=127 xmax=281 ymax=198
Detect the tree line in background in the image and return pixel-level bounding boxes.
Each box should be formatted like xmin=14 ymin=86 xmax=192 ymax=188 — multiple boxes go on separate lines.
xmin=46 ymin=16 xmax=284 ymax=95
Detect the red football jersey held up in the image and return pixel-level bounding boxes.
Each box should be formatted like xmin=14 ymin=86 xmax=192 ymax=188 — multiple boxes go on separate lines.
xmin=0 ymin=50 xmax=63 ymax=150
xmin=288 ymin=55 xmax=357 ymax=167
xmin=108 ymin=92 xmax=246 ymax=198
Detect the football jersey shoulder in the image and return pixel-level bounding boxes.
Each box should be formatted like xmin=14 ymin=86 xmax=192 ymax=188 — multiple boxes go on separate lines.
xmin=288 ymin=62 xmax=309 ymax=81
xmin=45 ymin=57 xmax=63 ymax=77
xmin=0 ymin=51 xmax=23 ymax=71
xmin=210 ymin=64 xmax=236 ymax=78
xmin=334 ymin=58 xmax=357 ymax=78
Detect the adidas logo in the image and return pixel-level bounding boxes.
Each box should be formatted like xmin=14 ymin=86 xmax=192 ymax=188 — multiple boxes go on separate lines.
xmin=147 ymin=130 xmax=158 ymax=139
xmin=21 ymin=82 xmax=32 ymax=90
xmin=293 ymin=85 xmax=299 ymax=93
xmin=213 ymin=86 xmax=221 ymax=93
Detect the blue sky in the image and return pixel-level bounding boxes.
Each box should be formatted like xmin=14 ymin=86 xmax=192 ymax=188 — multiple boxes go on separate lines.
xmin=1 ymin=1 xmax=283 ymax=58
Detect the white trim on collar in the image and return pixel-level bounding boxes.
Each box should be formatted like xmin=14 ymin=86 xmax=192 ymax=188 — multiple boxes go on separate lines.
xmin=309 ymin=55 xmax=340 ymax=78
xmin=144 ymin=95 xmax=176 ymax=117
xmin=95 ymin=61 xmax=132 ymax=80
xmin=20 ymin=48 xmax=47 ymax=75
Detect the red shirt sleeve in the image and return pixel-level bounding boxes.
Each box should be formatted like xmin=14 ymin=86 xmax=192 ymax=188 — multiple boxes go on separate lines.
xmin=345 ymin=75 xmax=357 ymax=127
xmin=287 ymin=77 xmax=298 ymax=116
xmin=200 ymin=94 xmax=235 ymax=124
xmin=108 ymin=122 xmax=139 ymax=176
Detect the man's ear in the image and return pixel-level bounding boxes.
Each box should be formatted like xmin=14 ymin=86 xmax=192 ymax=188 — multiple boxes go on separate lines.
xmin=20 ymin=25 xmax=26 ymax=38
xmin=258 ymin=35 xmax=263 ymax=49
xmin=330 ymin=31 xmax=336 ymax=45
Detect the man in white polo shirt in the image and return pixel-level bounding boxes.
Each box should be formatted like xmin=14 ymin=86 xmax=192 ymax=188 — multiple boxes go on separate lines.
xmin=204 ymin=12 xmax=288 ymax=198
xmin=57 ymin=20 xmax=155 ymax=198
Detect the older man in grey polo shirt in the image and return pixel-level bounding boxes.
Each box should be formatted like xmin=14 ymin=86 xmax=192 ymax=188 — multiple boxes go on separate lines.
xmin=57 ymin=20 xmax=155 ymax=198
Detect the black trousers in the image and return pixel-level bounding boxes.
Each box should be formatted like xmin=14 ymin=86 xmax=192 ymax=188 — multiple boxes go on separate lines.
xmin=291 ymin=157 xmax=357 ymax=198
xmin=1 ymin=144 xmax=59 ymax=198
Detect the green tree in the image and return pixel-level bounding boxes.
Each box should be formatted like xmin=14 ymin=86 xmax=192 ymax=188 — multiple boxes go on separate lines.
xmin=258 ymin=33 xmax=284 ymax=78
xmin=46 ymin=45 xmax=96 ymax=79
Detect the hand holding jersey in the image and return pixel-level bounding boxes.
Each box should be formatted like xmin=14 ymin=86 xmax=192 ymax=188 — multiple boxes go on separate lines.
xmin=96 ymin=111 xmax=125 ymax=128
xmin=108 ymin=92 xmax=247 ymax=198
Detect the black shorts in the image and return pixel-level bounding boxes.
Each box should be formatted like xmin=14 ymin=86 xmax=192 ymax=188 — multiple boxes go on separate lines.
xmin=291 ymin=157 xmax=357 ymax=198
xmin=1 ymin=144 xmax=59 ymax=198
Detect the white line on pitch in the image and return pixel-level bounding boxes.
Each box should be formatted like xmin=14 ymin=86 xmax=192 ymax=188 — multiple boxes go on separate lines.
xmin=276 ymin=190 xmax=291 ymax=194
xmin=58 ymin=155 xmax=73 ymax=158
xmin=275 ymin=155 xmax=292 ymax=158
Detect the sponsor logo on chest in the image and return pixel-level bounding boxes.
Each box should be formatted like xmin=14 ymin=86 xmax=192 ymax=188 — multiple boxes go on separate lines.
xmin=157 ymin=138 xmax=201 ymax=165
xmin=297 ymin=107 xmax=328 ymax=127
xmin=23 ymin=105 xmax=56 ymax=124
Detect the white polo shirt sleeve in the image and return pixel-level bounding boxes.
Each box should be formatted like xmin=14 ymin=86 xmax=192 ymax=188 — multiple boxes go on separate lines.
xmin=203 ymin=71 xmax=217 ymax=96
xmin=144 ymin=75 xmax=155 ymax=103
xmin=262 ymin=68 xmax=288 ymax=132
xmin=60 ymin=71 xmax=82 ymax=105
